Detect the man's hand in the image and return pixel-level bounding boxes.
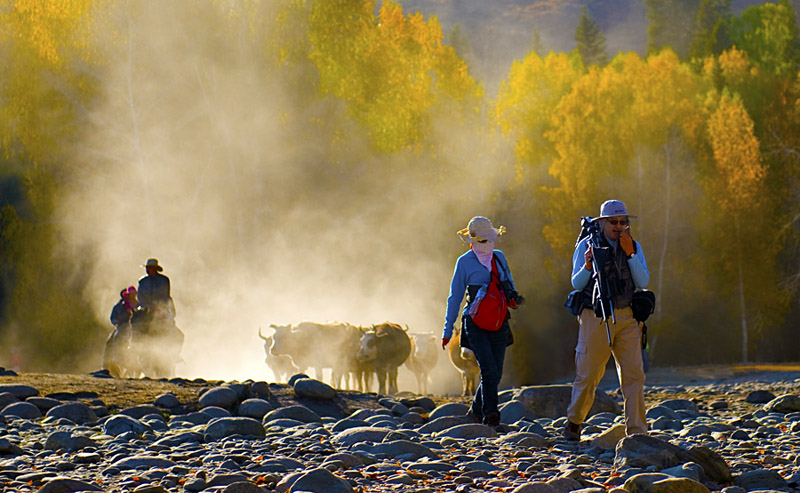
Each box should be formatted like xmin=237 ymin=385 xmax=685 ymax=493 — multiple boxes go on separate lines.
xmin=442 ymin=337 xmax=451 ymax=350
xmin=620 ymin=232 xmax=635 ymax=257
xmin=584 ymin=246 xmax=593 ymax=271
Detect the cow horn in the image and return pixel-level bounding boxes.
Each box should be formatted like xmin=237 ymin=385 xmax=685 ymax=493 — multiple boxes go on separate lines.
xmin=258 ymin=327 xmax=268 ymax=341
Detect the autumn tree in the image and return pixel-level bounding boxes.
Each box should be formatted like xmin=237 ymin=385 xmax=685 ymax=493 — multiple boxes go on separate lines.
xmin=703 ymin=93 xmax=772 ymax=362
xmin=0 ymin=0 xmax=106 ymax=370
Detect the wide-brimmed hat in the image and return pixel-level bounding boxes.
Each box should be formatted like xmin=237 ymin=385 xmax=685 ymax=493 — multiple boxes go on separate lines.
xmin=457 ymin=216 xmax=506 ymax=243
xmin=142 ymin=258 xmax=163 ymax=272
xmin=593 ymin=200 xmax=636 ymax=222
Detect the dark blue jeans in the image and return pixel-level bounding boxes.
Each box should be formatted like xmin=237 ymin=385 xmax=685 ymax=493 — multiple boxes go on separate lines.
xmin=465 ymin=319 xmax=509 ymax=419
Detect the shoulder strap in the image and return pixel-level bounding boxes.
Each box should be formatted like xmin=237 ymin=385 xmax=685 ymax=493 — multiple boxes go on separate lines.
xmin=492 ymin=253 xmax=510 ymax=281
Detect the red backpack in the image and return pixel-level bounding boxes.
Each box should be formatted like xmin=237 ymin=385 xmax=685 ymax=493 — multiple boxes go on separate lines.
xmin=471 ymin=257 xmax=508 ymax=331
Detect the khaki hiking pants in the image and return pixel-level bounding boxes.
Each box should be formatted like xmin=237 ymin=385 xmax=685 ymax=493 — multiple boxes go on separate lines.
xmin=567 ymin=306 xmax=647 ymax=435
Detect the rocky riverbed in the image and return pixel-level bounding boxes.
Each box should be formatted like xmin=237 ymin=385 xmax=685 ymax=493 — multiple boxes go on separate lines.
xmin=1 ymin=365 xmax=800 ymax=493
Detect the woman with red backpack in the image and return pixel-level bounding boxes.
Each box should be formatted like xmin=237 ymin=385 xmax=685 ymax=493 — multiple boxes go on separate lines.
xmin=442 ymin=216 xmax=523 ymax=428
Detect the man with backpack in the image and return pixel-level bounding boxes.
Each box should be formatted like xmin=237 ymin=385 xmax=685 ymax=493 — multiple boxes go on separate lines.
xmin=564 ymin=200 xmax=650 ymax=441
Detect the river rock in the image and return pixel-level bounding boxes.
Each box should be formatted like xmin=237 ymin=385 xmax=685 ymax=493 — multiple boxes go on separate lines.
xmin=205 ymin=417 xmax=266 ymax=440
xmin=293 ymin=378 xmax=337 ymax=399
xmin=263 ymin=404 xmax=322 ymax=424
xmin=199 ymin=386 xmax=240 ymax=410
xmin=1 ymin=401 xmax=42 ymax=419
xmin=516 ymin=384 xmax=620 ymax=418
xmin=45 ymin=402 xmax=98 ymax=424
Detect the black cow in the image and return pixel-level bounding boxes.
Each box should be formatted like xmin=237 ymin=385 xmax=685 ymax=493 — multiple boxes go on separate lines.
xmin=356 ymin=322 xmax=411 ymax=395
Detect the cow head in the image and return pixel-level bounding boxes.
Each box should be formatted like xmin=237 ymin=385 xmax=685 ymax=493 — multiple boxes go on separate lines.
xmin=269 ymin=323 xmax=294 ymax=355
xmin=357 ymin=330 xmax=378 ymax=362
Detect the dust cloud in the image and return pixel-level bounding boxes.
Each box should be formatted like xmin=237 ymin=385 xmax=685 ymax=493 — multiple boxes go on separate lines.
xmin=56 ymin=1 xmax=508 ymax=394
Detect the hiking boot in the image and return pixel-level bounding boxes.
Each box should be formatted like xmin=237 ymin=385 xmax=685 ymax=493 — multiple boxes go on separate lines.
xmin=563 ymin=420 xmax=581 ymax=441
xmin=483 ymin=412 xmax=501 ymax=427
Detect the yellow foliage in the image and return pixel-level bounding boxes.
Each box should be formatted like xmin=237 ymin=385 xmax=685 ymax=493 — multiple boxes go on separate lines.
xmin=706 ymin=93 xmax=765 ymax=213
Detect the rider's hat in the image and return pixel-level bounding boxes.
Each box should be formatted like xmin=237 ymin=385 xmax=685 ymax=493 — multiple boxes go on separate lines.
xmin=142 ymin=258 xmax=163 ymax=272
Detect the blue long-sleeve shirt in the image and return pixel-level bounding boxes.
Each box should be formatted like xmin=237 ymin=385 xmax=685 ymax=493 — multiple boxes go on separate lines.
xmin=571 ymin=235 xmax=649 ymax=291
xmin=443 ymin=249 xmax=515 ymax=339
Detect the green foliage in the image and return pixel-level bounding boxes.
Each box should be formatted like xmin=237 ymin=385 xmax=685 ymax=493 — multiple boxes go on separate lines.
xmin=728 ymin=0 xmax=800 ymax=77
xmin=690 ymin=0 xmax=733 ymax=59
xmin=645 ymin=0 xmax=699 ymax=59
xmin=575 ymin=6 xmax=608 ymax=66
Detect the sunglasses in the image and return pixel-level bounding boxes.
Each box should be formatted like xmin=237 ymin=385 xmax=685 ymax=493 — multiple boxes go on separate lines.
xmin=476 ymin=239 xmax=489 ymax=243
xmin=607 ymin=219 xmax=629 ymax=226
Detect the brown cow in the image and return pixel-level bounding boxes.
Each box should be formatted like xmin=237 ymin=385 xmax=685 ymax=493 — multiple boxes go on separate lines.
xmin=357 ymin=322 xmax=411 ymax=395
xmin=405 ymin=332 xmax=438 ymax=394
xmin=447 ymin=326 xmax=480 ymax=397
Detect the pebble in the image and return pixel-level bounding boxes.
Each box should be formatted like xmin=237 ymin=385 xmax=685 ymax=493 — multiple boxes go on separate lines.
xmin=0 ymin=374 xmax=799 ymax=492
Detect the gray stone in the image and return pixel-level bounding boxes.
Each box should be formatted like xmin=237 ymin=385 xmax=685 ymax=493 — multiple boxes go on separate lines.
xmin=622 ymin=473 xmax=672 ymax=493
xmin=285 ymin=467 xmax=354 ymax=492
xmin=102 ymin=414 xmax=152 ymax=436
xmin=661 ymin=462 xmax=704 ymax=482
xmin=428 ymin=402 xmax=470 ymax=420
xmin=331 ymin=426 xmax=393 ymax=447
xmin=222 ymin=482 xmax=266 ymax=493
xmin=0 ymin=384 xmax=39 ymax=399
xmin=152 ymin=431 xmax=203 ymax=447
xmin=546 ymin=477 xmax=583 ymax=493
xmin=26 ymin=396 xmax=63 ymax=412
xmin=0 ymin=437 xmax=26 ymax=455
xmin=591 ymin=424 xmax=626 ymax=450
xmin=461 ymin=460 xmax=500 ymax=472
xmin=658 ymin=399 xmax=699 ymax=415
xmin=119 ymin=404 xmax=162 ymax=419
xmin=435 ymin=423 xmax=498 ymax=439
xmin=763 ymin=395 xmax=800 ymax=414
xmin=238 ymin=398 xmax=273 ymax=419
xmin=199 ymin=386 xmax=240 ymax=410
xmin=500 ymin=399 xmax=538 ymax=424
xmin=44 ymin=431 xmax=97 ymax=451
xmin=110 ymin=455 xmax=177 ymax=470
xmin=205 ymin=417 xmax=266 ymax=440
xmin=45 ymin=402 xmax=97 ymax=424
xmin=201 ymin=406 xmax=232 ymax=418
xmin=733 ymin=469 xmax=788 ymax=491
xmin=263 ymin=405 xmax=322 ymax=424
xmin=511 ymin=484 xmax=557 ymax=493
xmin=745 ymin=390 xmax=776 ymax=404
xmin=1 ymin=401 xmax=42 ymax=419
xmin=367 ymin=439 xmax=438 ymax=460
xmin=0 ymin=392 xmax=20 ymax=409
xmin=418 ymin=415 xmax=471 ymax=434
xmin=293 ymin=378 xmax=337 ymax=399
xmin=38 ymin=477 xmax=103 ymax=492
xmin=154 ymin=392 xmax=181 ymax=408
xmin=499 ymin=431 xmax=549 ymax=449
xmin=650 ymin=477 xmax=711 ymax=493
xmin=646 ymin=405 xmax=681 ymax=421
xmin=516 ymin=384 xmax=620 ymax=418
xmin=331 ymin=418 xmax=370 ymax=432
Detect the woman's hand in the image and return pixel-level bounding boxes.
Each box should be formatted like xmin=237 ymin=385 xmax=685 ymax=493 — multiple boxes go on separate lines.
xmin=620 ymin=232 xmax=635 ymax=257
xmin=442 ymin=337 xmax=451 ymax=350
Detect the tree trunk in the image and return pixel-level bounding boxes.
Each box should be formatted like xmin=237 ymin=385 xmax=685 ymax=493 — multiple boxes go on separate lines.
xmin=735 ymin=217 xmax=748 ymax=363
xmin=656 ymin=135 xmax=672 ymax=318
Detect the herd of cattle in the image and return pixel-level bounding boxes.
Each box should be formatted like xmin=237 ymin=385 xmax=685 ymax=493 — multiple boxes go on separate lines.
xmin=258 ymin=322 xmax=481 ymax=396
